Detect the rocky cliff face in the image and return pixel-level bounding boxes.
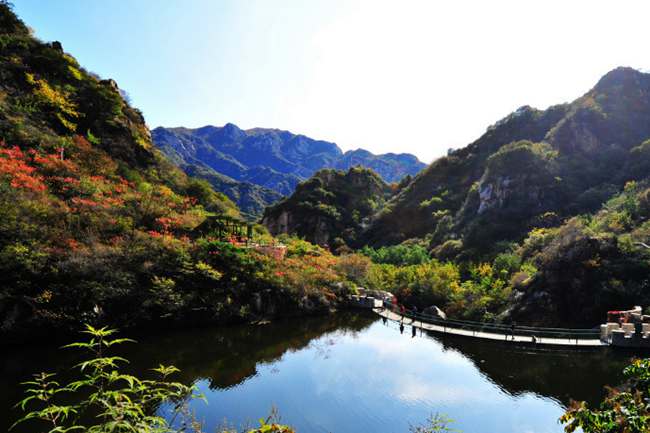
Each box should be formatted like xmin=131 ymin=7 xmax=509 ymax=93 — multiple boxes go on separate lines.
xmin=477 ymin=178 xmax=516 ymax=215
xmin=265 ymin=211 xmax=333 ymax=246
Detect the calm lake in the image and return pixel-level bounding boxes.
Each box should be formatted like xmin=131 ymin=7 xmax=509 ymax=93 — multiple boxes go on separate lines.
xmin=1 ymin=312 xmax=633 ymax=433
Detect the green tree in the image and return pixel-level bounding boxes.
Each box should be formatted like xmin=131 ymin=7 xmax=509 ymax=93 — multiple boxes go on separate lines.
xmin=560 ymin=358 xmax=650 ymax=432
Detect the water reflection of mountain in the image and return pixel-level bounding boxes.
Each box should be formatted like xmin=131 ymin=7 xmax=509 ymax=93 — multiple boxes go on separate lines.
xmin=0 ymin=312 xmax=374 ymax=432
xmin=423 ymin=329 xmax=632 ymax=407
xmin=126 ymin=313 xmax=631 ymax=406
xmin=1 ymin=312 xmax=634 ymax=432
xmin=122 ymin=312 xmax=376 ymax=389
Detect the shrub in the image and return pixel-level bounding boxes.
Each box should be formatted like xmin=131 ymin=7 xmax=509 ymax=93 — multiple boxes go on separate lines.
xmin=409 ymin=413 xmax=457 ymax=433
xmin=432 ymin=239 xmax=463 ymax=261
xmin=492 ymin=252 xmax=521 ymax=277
xmin=335 ymin=253 xmax=372 ymax=285
xmin=25 ymin=72 xmax=79 ymax=132
xmin=14 ymin=325 xmax=200 ymax=432
xmin=560 ymin=358 xmax=650 ymax=433
xmin=367 ymin=260 xmax=461 ymax=309
xmin=361 ymin=244 xmax=431 ymax=266
xmin=281 ymin=236 xmax=324 ymax=258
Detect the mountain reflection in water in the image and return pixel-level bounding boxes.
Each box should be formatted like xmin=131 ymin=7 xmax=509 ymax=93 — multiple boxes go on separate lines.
xmin=0 ymin=312 xmax=633 ymax=433
xmin=428 ymin=331 xmax=630 ymax=407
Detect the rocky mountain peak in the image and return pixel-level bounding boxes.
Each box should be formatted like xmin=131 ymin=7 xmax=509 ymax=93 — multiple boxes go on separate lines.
xmin=593 ymin=66 xmax=647 ymax=93
xmin=220 ymin=122 xmax=246 ymax=141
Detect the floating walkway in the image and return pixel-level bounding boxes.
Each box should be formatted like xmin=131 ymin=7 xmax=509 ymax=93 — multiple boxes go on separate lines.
xmin=374 ymin=307 xmax=607 ymax=348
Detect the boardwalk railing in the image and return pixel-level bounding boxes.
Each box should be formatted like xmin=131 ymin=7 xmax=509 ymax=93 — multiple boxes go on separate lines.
xmin=382 ymin=302 xmax=601 ymax=341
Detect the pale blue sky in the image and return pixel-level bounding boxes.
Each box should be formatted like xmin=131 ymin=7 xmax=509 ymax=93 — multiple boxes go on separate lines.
xmin=12 ymin=0 xmax=650 ymax=162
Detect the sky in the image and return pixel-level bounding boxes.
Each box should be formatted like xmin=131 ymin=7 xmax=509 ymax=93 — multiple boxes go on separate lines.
xmin=11 ymin=0 xmax=650 ymax=163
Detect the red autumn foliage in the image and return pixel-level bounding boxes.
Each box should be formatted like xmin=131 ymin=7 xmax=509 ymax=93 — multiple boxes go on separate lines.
xmin=33 ymin=152 xmax=77 ymax=176
xmin=0 ymin=145 xmax=47 ymax=192
xmin=65 ymin=238 xmax=80 ymax=250
xmin=70 ymin=197 xmax=100 ymax=208
xmin=156 ymin=216 xmax=182 ymax=228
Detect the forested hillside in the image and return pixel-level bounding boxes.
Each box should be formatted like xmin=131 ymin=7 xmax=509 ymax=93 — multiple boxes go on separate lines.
xmin=5 ymin=0 xmax=650 ymax=332
xmin=508 ymin=180 xmax=650 ymax=325
xmin=269 ymin=67 xmax=650 ymax=325
xmin=262 ymin=167 xmax=394 ymax=249
xmin=365 ymin=67 xmax=650 ymax=256
xmin=0 ymin=4 xmax=359 ymax=342
xmin=383 ymin=67 xmax=650 ymax=324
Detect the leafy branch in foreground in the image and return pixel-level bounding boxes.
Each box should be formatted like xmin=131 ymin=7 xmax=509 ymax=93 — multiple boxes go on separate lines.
xmin=13 ymin=324 xmax=296 ymax=433
xmin=13 ymin=324 xmax=202 ymax=433
xmin=560 ymin=358 xmax=650 ymax=433
xmin=409 ymin=413 xmax=458 ymax=433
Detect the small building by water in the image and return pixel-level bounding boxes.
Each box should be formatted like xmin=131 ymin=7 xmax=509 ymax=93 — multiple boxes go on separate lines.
xmin=600 ymin=306 xmax=650 ymax=348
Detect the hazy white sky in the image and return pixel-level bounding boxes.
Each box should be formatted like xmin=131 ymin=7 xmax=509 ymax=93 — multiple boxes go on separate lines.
xmin=14 ymin=0 xmax=650 ymax=162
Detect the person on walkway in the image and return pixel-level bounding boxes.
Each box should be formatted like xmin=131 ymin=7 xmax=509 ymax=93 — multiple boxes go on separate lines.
xmin=382 ymin=316 xmax=387 ymax=325
xmin=400 ymin=322 xmax=405 ymax=334
xmin=412 ymin=325 xmax=417 ymax=338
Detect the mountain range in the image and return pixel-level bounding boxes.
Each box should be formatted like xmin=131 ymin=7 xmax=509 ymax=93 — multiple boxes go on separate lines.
xmin=152 ymin=124 xmax=425 ymax=217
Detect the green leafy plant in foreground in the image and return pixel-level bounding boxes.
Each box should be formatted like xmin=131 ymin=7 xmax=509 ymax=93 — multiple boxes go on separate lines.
xmin=409 ymin=413 xmax=458 ymax=433
xmin=13 ymin=324 xmax=203 ymax=433
xmin=560 ymin=358 xmax=650 ymax=433
xmin=13 ymin=324 xmax=297 ymax=433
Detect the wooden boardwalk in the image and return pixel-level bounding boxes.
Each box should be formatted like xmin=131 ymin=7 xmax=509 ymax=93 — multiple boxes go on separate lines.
xmin=374 ymin=308 xmax=607 ymax=347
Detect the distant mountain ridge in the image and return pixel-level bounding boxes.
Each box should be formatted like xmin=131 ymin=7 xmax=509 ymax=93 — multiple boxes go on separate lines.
xmin=152 ymin=124 xmax=425 ymax=217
